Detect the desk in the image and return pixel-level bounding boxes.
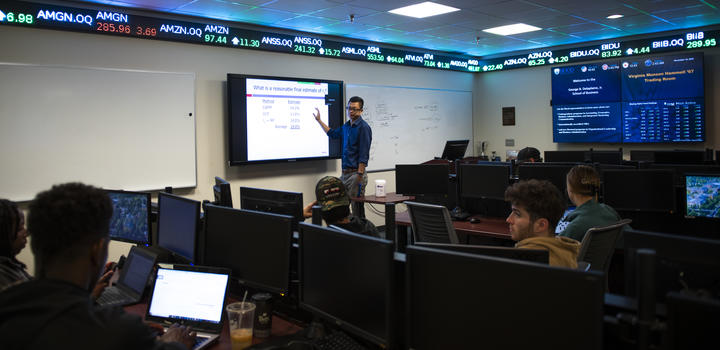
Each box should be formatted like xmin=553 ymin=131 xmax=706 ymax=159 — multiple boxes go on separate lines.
xmin=351 ymin=192 xmax=414 ymax=204
xmin=124 ymin=299 xmax=302 ymax=349
xmin=351 ymin=192 xmax=414 ymax=248
xmin=395 ymin=211 xmax=512 ymax=246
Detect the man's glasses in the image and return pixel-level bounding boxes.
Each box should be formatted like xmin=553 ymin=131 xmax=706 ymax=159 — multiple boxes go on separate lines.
xmin=345 ymin=107 xmax=362 ymax=112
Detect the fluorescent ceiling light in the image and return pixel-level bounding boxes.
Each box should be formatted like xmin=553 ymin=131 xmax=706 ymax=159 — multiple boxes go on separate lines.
xmin=388 ymin=2 xmax=460 ymax=19
xmin=483 ymin=23 xmax=542 ymax=36
xmin=606 ymin=14 xmax=624 ymax=19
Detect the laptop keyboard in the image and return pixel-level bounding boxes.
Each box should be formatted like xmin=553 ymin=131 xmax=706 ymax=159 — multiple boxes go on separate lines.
xmin=192 ymin=335 xmax=211 ymax=350
xmin=313 ymin=331 xmax=367 ymax=350
xmin=96 ymin=287 xmax=131 ymax=306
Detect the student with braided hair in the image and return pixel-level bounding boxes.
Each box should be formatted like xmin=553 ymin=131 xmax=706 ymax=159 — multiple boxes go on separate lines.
xmin=558 ymin=165 xmax=621 ymax=242
xmin=0 ymin=199 xmax=32 ymax=291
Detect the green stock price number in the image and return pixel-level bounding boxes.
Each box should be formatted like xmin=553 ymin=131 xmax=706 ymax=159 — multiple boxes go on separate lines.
xmin=204 ymin=34 xmax=227 ymax=44
xmin=367 ymin=54 xmax=384 ymax=62
xmin=294 ymin=45 xmax=316 ymax=54
xmin=5 ymin=12 xmax=34 ymax=24
xmin=687 ymin=38 xmax=717 ymax=49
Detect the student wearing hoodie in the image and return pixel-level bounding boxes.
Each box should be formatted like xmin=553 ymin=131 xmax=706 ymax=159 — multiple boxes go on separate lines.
xmin=504 ymin=179 xmax=580 ymax=268
xmin=0 ymin=183 xmax=195 ymax=350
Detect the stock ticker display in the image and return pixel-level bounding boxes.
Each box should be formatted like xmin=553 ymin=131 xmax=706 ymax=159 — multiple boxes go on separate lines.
xmin=0 ymin=1 xmax=718 ymax=74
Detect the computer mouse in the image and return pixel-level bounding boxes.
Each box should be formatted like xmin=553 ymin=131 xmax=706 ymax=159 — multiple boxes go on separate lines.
xmin=469 ymin=218 xmax=481 ymax=224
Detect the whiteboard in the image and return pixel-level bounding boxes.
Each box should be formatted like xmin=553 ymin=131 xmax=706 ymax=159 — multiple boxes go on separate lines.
xmin=346 ymin=84 xmax=473 ymax=171
xmin=0 ymin=63 xmax=196 ymax=201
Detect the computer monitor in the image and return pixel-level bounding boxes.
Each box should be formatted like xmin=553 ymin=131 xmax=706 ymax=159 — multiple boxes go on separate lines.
xmin=156 ymin=192 xmax=201 ymax=263
xmin=623 ymin=229 xmax=720 ymax=301
xmin=395 ymin=164 xmax=449 ymax=196
xmin=212 ymin=176 xmax=232 ymax=207
xmin=653 ymin=150 xmax=705 ymax=164
xmin=648 ymin=163 xmax=720 ymax=186
xmin=590 ymin=150 xmax=623 ymax=165
xmin=685 ymin=174 xmax=720 ymax=219
xmin=106 ymin=190 xmax=152 ymax=246
xmin=544 ymin=150 xmax=588 ymax=163
xmin=239 ymin=187 xmax=303 ymax=230
xmin=299 ymin=223 xmax=394 ymax=347
xmin=458 ymin=163 xmax=510 ymax=200
xmin=405 ymin=245 xmax=604 ymax=349
xmin=441 ymin=140 xmax=469 ymax=160
xmin=413 ymin=242 xmax=548 ymax=264
xmin=517 ymin=163 xmax=577 ymax=203
xmin=203 ymin=204 xmax=293 ymax=294
xmin=665 ymin=292 xmax=720 ymax=350
xmin=602 ymin=169 xmax=675 ymax=212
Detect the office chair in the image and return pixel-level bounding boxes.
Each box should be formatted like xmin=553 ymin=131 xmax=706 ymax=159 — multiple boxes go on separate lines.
xmin=405 ymin=201 xmax=459 ymax=244
xmin=577 ymin=219 xmax=632 ymax=288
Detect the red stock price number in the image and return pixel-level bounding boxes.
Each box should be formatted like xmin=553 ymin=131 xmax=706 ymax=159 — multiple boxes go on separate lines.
xmin=96 ymin=22 xmax=131 ymax=34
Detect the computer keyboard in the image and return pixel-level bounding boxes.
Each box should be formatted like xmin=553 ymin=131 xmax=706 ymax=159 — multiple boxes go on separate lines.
xmin=313 ymin=331 xmax=367 ymax=350
xmin=96 ymin=287 xmax=129 ymax=306
xmin=192 ymin=335 xmax=211 ymax=350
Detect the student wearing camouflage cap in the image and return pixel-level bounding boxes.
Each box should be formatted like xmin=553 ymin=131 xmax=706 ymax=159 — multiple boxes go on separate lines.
xmin=303 ymin=176 xmax=379 ymax=237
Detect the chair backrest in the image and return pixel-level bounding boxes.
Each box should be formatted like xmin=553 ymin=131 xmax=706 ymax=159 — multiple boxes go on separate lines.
xmin=577 ymin=219 xmax=632 ymax=274
xmin=405 ymin=201 xmax=459 ymax=244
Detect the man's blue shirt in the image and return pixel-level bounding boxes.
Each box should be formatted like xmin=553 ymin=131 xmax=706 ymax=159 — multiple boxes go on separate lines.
xmin=327 ymin=117 xmax=372 ymax=169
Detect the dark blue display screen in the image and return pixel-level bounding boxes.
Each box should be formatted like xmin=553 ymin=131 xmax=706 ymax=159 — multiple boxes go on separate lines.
xmin=551 ymin=52 xmax=704 ymax=143
xmin=551 ymin=63 xmax=621 ymax=105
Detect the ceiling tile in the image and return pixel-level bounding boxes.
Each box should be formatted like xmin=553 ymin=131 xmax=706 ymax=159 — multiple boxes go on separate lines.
xmin=259 ymin=0 xmax=346 ymax=15
xmin=312 ymin=4 xmax=380 ymax=21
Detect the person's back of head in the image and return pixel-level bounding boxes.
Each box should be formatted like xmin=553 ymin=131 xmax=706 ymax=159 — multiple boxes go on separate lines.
xmin=315 ymin=176 xmax=351 ymax=225
xmin=517 ymin=147 xmax=542 ymax=163
xmin=566 ymin=165 xmax=600 ymax=198
xmin=504 ymin=179 xmax=565 ymax=236
xmin=0 ymin=199 xmax=22 ymax=259
xmin=28 ymin=182 xmax=112 ymax=280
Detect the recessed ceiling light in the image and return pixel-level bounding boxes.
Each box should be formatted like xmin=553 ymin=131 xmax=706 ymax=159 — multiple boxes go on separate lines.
xmin=388 ymin=2 xmax=460 ymax=19
xmin=606 ymin=14 xmax=624 ymax=19
xmin=482 ymin=23 xmax=542 ymax=36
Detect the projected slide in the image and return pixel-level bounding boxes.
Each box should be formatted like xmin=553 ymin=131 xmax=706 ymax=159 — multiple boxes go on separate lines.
xmin=686 ymin=175 xmax=720 ymax=218
xmin=246 ymin=78 xmax=330 ymax=161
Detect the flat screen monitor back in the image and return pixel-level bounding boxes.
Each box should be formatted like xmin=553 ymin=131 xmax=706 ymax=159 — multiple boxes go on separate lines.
xmin=106 ymin=190 xmax=152 ymax=245
xmin=413 ymin=242 xmax=548 ymax=264
xmin=544 ymin=150 xmax=587 ymax=163
xmin=459 ymin=163 xmax=510 ymax=200
xmin=203 ymin=204 xmax=293 ymax=294
xmin=299 ymin=223 xmax=394 ymax=347
xmin=405 ymin=245 xmax=604 ymax=350
xmin=395 ymin=164 xmax=449 ymax=195
xmin=602 ymin=169 xmax=675 ymax=212
xmin=441 ymin=140 xmax=469 ymax=160
xmin=517 ymin=163 xmax=576 ymax=204
xmin=590 ymin=150 xmax=623 ymax=165
xmin=623 ymin=229 xmax=720 ymax=301
xmin=156 ymin=192 xmax=201 ymax=263
xmin=240 ymin=187 xmax=303 ymax=229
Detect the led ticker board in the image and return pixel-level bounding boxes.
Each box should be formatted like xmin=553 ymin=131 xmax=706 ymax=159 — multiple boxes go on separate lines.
xmin=0 ymin=1 xmax=718 ymax=74
xmin=0 ymin=1 xmax=480 ymax=72
xmin=479 ymin=29 xmax=718 ymax=72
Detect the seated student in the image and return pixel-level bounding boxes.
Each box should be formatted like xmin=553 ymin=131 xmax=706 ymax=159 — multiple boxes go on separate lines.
xmin=303 ymin=176 xmax=380 ymax=237
xmin=0 ymin=199 xmax=32 ymax=291
xmin=0 ymin=199 xmax=114 ymax=296
xmin=516 ymin=146 xmax=542 ymax=163
xmin=504 ymin=179 xmax=580 ymax=268
xmin=0 ymin=183 xmax=195 ymax=350
xmin=559 ymin=165 xmax=621 ymax=242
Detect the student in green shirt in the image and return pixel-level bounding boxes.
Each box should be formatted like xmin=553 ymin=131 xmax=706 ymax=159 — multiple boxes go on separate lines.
xmin=559 ymin=165 xmax=621 ymax=242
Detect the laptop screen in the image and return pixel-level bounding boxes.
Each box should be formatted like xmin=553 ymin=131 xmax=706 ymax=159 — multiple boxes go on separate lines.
xmin=148 ymin=268 xmax=229 ymax=324
xmin=120 ymin=248 xmax=156 ymax=294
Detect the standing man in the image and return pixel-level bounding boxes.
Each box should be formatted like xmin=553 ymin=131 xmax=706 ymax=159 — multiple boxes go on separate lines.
xmin=313 ymin=96 xmax=372 ymax=217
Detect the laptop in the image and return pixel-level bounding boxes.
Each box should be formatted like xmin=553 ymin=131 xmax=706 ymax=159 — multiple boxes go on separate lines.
xmin=96 ymin=246 xmax=158 ymax=307
xmin=145 ymin=265 xmax=231 ymax=350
